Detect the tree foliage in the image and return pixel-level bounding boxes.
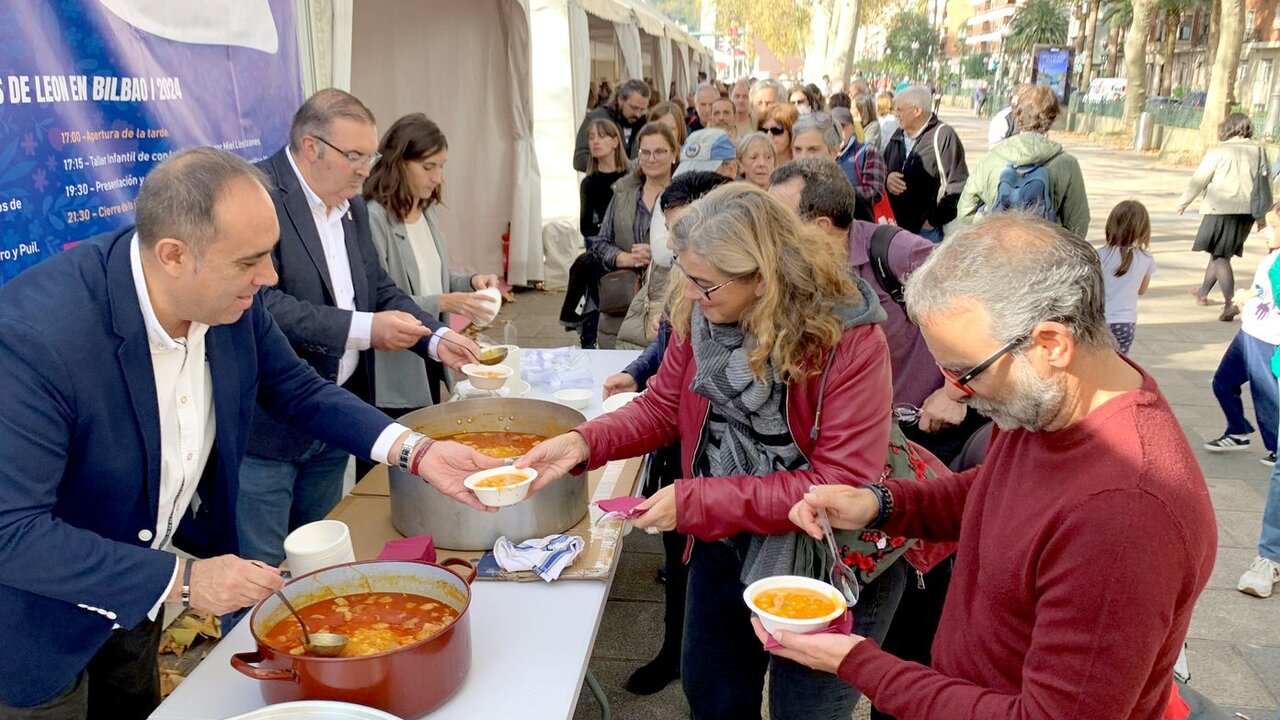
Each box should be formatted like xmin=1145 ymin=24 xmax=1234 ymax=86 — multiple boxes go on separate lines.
xmin=717 ymin=0 xmax=812 ymax=59
xmin=1006 ymin=0 xmax=1070 ymax=52
xmin=884 ymin=11 xmax=935 ymax=76
xmin=963 ymin=53 xmax=994 ymax=79
xmin=651 ymin=0 xmax=700 ymax=28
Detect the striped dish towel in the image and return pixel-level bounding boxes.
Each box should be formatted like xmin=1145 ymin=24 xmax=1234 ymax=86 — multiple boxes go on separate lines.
xmin=493 ymin=534 xmax=585 ymax=582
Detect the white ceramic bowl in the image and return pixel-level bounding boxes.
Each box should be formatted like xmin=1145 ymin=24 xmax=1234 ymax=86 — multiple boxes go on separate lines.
xmin=463 ymin=466 xmax=538 ymax=507
xmin=554 ymin=388 xmax=592 ymax=409
xmin=461 ymin=363 xmax=512 ymax=390
xmin=602 ymin=391 xmax=641 ymax=413
xmin=742 ymin=575 xmax=846 ymax=636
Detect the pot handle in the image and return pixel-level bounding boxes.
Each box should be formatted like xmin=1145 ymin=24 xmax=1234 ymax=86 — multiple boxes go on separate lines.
xmin=231 ymin=651 xmax=298 ymax=682
xmin=440 ymin=557 xmax=477 ymax=585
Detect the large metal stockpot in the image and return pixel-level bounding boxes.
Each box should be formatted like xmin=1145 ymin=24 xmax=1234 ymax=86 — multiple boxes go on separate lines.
xmin=390 ymin=398 xmax=589 ymax=550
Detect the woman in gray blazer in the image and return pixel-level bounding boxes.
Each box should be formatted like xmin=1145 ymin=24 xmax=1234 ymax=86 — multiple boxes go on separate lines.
xmin=364 ymin=114 xmax=499 ymax=414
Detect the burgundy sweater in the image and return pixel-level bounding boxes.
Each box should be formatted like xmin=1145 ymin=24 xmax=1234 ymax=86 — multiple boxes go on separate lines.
xmin=839 ymin=367 xmax=1216 ymax=720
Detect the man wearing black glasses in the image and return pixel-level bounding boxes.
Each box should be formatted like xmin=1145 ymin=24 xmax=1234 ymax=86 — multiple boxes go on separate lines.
xmin=762 ymin=215 xmax=1217 ymax=720
xmin=239 ymin=89 xmax=480 ymax=572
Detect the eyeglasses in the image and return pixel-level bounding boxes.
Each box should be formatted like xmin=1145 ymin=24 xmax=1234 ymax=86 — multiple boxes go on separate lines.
xmin=761 ymin=126 xmax=787 ymax=136
xmin=638 ymin=148 xmax=672 ymax=160
xmin=938 ymin=334 xmax=1030 ymax=397
xmin=312 ymin=135 xmax=381 ymax=167
xmin=672 ymin=255 xmax=745 ymax=300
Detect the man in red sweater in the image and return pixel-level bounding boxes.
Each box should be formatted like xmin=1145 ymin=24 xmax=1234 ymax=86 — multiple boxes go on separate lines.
xmin=756 ymin=215 xmax=1217 ymax=720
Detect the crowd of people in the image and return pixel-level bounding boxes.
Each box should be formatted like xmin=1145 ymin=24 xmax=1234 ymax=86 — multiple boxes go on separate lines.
xmin=1 ymin=61 xmax=1278 ymax=720
xmin=549 ymin=71 xmax=1280 ymax=720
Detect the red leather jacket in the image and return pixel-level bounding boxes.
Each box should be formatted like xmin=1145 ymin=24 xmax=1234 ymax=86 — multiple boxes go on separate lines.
xmin=576 ymin=323 xmax=893 ymax=540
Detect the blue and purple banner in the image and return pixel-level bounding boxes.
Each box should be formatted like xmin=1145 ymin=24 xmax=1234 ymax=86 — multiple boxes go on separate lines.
xmin=0 ymin=0 xmax=303 ymax=283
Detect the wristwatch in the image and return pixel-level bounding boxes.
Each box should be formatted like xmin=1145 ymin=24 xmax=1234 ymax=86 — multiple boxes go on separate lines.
xmin=397 ymin=432 xmax=428 ymax=472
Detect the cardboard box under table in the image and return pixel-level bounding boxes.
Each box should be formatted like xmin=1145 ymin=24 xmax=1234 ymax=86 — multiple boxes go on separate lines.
xmin=331 ymin=457 xmax=645 ymax=581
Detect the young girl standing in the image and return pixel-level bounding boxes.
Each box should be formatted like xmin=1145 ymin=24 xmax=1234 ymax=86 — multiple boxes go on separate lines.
xmin=1098 ymin=200 xmax=1156 ymax=354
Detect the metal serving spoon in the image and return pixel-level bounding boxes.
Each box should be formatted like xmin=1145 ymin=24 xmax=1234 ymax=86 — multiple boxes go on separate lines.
xmin=273 ymin=590 xmax=348 ymax=657
xmin=440 ymin=334 xmax=508 ymax=365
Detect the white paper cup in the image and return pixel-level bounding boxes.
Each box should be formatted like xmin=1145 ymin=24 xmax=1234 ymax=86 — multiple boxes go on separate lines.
xmin=283 ymin=520 xmax=354 ymax=578
xmin=470 ymin=287 xmax=502 ymax=327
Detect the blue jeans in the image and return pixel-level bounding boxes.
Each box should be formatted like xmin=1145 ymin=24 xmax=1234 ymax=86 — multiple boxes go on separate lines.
xmin=680 ymin=536 xmax=906 ymax=720
xmin=919 ymin=226 xmax=944 ymax=244
xmin=1263 ymin=397 xmax=1280 ymax=561
xmin=236 ymin=440 xmax=350 ymax=566
xmin=1212 ymin=331 xmax=1279 ymax=452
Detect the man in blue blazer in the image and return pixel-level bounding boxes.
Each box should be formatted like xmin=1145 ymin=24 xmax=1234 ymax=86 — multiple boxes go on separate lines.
xmin=0 ymin=147 xmax=497 ymax=718
xmin=238 ymin=89 xmax=481 ymax=567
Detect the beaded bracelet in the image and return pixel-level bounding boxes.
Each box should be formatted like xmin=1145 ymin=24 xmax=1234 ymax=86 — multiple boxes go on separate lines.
xmin=867 ymin=482 xmax=894 ymax=529
xmin=409 ymin=438 xmax=436 ymax=477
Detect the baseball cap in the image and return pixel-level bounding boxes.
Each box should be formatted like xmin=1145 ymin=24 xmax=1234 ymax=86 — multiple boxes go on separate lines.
xmin=674 ymin=129 xmax=736 ymax=177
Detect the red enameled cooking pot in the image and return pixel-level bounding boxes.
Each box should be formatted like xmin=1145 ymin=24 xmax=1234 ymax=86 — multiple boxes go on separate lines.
xmin=231 ymin=558 xmax=475 ymax=718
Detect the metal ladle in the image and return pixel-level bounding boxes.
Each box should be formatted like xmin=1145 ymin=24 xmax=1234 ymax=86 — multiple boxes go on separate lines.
xmin=273 ymin=591 xmax=348 ymax=657
xmin=440 ymin=335 xmax=508 ymax=365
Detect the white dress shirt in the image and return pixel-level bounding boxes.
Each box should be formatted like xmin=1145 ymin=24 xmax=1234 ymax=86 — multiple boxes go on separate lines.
xmin=130 ymin=236 xmax=215 ymax=620
xmin=285 ymin=149 xmax=373 ymax=387
xmin=405 ymin=216 xmax=444 ymax=298
xmin=128 ymin=237 xmax=411 ymax=622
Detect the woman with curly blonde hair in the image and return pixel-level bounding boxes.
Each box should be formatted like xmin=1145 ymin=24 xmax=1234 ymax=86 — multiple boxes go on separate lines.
xmin=520 ymin=183 xmax=905 ymax=720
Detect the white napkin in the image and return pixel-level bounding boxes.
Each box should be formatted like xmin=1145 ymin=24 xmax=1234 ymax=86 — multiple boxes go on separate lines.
xmin=469 ymin=287 xmax=502 ymax=327
xmin=493 ymin=534 xmax=584 ymax=582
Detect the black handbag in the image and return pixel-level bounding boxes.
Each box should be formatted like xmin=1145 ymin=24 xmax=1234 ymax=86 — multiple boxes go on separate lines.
xmin=1251 ymin=147 xmax=1272 ymax=221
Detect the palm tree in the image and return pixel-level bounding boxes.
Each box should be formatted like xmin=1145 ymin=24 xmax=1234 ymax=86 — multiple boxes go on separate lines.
xmin=1199 ymin=0 xmax=1244 ymax=143
xmin=1079 ymin=0 xmax=1102 ymax=91
xmin=1099 ymin=0 xmax=1132 ymax=77
xmin=1156 ymin=0 xmax=1209 ymax=96
xmin=1006 ymin=0 xmax=1070 ymax=52
xmin=1122 ymin=0 xmax=1156 ymax=128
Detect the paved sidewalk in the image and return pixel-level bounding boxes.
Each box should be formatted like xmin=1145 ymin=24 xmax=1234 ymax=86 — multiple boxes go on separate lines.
xmin=491 ymin=110 xmax=1280 ymax=720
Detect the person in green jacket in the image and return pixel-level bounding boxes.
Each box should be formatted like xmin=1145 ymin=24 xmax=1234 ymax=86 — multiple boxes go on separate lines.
xmin=957 ymin=84 xmax=1091 ymax=239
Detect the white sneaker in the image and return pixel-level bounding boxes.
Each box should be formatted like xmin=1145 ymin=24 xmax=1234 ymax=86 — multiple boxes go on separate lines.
xmin=1237 ymin=556 xmax=1280 ymax=597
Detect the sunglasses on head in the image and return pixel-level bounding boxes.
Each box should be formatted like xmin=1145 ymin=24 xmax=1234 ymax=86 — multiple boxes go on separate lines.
xmin=762 ymin=126 xmax=786 ymax=136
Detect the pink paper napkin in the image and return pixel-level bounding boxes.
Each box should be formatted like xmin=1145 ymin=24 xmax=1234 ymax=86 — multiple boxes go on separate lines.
xmin=595 ymin=496 xmax=647 ymax=519
xmin=377 ymin=534 xmax=437 ymax=563
xmin=762 ymin=609 xmax=854 ymax=650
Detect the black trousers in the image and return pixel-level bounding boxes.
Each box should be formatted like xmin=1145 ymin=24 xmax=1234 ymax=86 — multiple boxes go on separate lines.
xmin=0 ymin=616 xmax=162 ymax=720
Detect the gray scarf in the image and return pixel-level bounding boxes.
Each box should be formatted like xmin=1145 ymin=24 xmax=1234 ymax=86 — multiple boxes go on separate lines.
xmin=688 ymin=306 xmax=805 ymax=586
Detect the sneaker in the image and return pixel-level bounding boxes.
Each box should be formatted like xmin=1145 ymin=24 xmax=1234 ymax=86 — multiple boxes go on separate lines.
xmin=1263 ymin=452 xmax=1277 ymax=467
xmin=1204 ymin=434 xmax=1251 ymax=452
xmin=1237 ymin=556 xmax=1280 ymax=598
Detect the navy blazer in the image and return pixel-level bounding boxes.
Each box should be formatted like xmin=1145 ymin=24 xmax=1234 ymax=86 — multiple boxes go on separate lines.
xmin=0 ymin=227 xmax=397 ymax=707
xmin=248 ymin=148 xmax=444 ymax=461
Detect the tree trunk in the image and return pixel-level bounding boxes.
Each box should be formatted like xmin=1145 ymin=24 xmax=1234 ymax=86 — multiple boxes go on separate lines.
xmin=1081 ymin=0 xmax=1101 ymax=90
xmin=1200 ymin=0 xmax=1244 ymax=143
xmin=1122 ymin=0 xmax=1157 ymax=130
xmin=1205 ymin=0 xmax=1220 ymax=86
xmin=1105 ymin=21 xmax=1123 ymax=77
xmin=1159 ymin=11 xmax=1178 ymax=96
xmin=803 ymin=0 xmax=833 ymax=83
xmin=828 ymin=0 xmax=858 ymax=89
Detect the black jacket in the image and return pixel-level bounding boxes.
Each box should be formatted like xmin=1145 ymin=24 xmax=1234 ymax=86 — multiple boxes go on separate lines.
xmin=573 ymin=106 xmax=646 ymax=173
xmin=882 ymin=115 xmax=969 ymax=234
xmin=248 ymin=148 xmax=444 ymax=461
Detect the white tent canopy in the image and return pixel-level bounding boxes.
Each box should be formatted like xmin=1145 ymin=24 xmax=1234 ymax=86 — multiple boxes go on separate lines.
xmin=295 ymin=0 xmax=703 ymax=289
xmin=292 ymin=0 xmax=541 ymax=286
xmin=530 ymin=0 xmax=704 ymax=289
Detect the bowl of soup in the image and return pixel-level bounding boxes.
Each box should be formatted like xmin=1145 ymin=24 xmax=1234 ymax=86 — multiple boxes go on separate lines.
xmin=742 ymin=575 xmax=846 ymax=636
xmin=463 ymin=466 xmax=538 ymax=507
xmin=233 ymin=559 xmax=476 ymax=718
xmin=461 ymin=363 xmax=512 ymax=390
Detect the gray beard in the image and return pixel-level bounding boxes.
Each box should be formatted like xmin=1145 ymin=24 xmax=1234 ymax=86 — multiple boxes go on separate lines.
xmin=967 ymin=357 xmax=1066 ymax=432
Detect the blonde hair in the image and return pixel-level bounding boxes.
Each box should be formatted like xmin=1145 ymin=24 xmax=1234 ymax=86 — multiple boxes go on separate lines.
xmin=666 ymin=183 xmax=859 ymax=382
